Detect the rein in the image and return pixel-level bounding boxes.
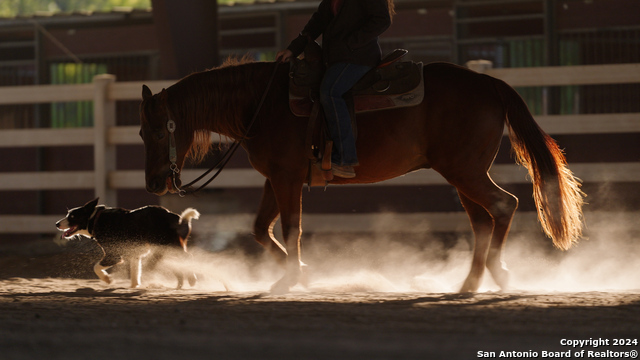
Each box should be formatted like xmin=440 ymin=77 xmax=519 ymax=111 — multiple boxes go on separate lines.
xmin=166 ymin=62 xmax=280 ymax=197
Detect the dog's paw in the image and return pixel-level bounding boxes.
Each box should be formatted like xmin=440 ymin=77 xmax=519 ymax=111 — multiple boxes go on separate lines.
xmin=93 ymin=264 xmax=113 ymax=285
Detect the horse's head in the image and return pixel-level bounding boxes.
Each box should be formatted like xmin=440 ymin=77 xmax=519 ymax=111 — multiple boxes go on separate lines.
xmin=139 ymin=85 xmax=191 ymax=195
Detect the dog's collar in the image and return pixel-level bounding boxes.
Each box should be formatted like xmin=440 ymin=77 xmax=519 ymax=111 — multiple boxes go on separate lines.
xmin=88 ymin=206 xmax=105 ymax=237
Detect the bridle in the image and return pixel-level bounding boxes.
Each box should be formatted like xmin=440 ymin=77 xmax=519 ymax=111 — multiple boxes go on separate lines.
xmin=165 ymin=112 xmax=243 ymax=197
xmin=166 ymin=117 xmax=186 ymax=196
xmin=164 ymin=62 xmax=280 ymax=197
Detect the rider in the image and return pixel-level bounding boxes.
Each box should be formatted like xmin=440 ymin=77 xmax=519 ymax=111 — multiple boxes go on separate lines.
xmin=276 ymin=0 xmax=394 ymax=178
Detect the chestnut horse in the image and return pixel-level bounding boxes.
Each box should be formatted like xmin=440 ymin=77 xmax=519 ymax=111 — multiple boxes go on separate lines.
xmin=139 ymin=60 xmax=584 ymax=294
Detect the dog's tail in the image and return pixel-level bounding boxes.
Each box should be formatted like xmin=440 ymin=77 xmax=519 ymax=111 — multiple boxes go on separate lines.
xmin=177 ymin=208 xmax=200 ymax=243
xmin=179 ymin=208 xmax=200 ymax=225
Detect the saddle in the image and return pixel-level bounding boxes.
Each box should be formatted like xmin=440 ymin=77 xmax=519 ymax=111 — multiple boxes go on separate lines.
xmin=289 ymin=45 xmax=424 ymax=117
xmin=289 ymin=41 xmax=424 ymax=186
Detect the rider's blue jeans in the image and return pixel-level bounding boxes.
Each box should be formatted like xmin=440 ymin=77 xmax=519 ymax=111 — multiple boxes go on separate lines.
xmin=319 ymin=62 xmax=372 ymax=166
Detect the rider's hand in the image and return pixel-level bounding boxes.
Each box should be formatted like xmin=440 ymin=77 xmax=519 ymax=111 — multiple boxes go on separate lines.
xmin=276 ymin=49 xmax=294 ymax=63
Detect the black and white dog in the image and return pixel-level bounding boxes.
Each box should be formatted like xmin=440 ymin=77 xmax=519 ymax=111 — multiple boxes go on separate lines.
xmin=56 ymin=198 xmax=200 ymax=289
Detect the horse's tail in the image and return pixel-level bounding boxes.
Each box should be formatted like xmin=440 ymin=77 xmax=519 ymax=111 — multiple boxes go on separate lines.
xmin=494 ymin=79 xmax=585 ymax=250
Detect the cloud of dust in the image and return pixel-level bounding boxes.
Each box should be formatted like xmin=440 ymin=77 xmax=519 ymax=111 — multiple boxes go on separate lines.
xmin=141 ymin=247 xmax=282 ymax=292
xmin=505 ymin=212 xmax=640 ymax=292
xmin=148 ymin=211 xmax=639 ymax=294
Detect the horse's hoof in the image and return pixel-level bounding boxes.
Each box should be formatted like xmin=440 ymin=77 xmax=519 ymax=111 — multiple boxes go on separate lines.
xmin=270 ymin=272 xmax=299 ymax=295
xmin=459 ymin=277 xmax=480 ymax=293
xmin=488 ymin=264 xmax=509 ymax=291
xmin=270 ymin=280 xmax=290 ymax=295
xmin=220 ymin=280 xmax=231 ymax=292
xmin=299 ymin=263 xmax=310 ymax=289
xmin=493 ymin=272 xmax=509 ymax=291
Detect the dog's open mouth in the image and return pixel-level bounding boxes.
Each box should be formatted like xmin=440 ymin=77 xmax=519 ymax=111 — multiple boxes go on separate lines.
xmin=63 ymin=226 xmax=78 ymax=237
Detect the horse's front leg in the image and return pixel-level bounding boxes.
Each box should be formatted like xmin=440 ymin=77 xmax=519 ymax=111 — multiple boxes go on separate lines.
xmin=268 ymin=176 xmax=305 ymax=295
xmin=253 ymin=179 xmax=287 ymax=265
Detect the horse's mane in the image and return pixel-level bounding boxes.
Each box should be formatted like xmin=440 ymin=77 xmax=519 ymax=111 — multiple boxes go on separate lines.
xmin=166 ymin=56 xmax=274 ymax=163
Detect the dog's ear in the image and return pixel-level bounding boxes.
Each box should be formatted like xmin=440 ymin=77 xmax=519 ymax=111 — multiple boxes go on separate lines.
xmin=84 ymin=198 xmax=99 ymax=210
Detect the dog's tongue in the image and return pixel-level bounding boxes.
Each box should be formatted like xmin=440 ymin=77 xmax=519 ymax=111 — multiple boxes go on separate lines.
xmin=64 ymin=226 xmax=78 ymax=237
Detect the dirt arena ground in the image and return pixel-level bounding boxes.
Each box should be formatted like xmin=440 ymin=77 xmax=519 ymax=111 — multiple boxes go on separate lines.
xmin=1 ymin=229 xmax=639 ymax=360
xmin=0 ymin=277 xmax=639 ymax=360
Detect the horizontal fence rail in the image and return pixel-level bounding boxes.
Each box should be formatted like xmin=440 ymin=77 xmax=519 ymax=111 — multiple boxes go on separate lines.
xmin=0 ymin=63 xmax=639 ymax=235
xmin=1 ymin=111 xmax=639 ymax=149
xmin=2 ymin=64 xmax=638 ymax=106
xmin=3 ymin=211 xmax=640 ymax=235
xmin=0 ymin=162 xmax=638 ymax=191
xmin=484 ymin=63 xmax=640 ymax=87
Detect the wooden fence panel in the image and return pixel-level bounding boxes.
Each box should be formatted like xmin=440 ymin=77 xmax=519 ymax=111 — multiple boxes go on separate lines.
xmin=0 ymin=64 xmax=638 ymax=235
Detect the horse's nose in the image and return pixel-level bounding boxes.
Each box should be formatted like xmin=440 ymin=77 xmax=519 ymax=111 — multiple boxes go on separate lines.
xmin=146 ymin=176 xmax=166 ymax=194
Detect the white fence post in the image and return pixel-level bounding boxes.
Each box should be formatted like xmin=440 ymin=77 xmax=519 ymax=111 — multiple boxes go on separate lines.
xmin=93 ymin=74 xmax=117 ymax=206
xmin=466 ymin=59 xmax=493 ymax=73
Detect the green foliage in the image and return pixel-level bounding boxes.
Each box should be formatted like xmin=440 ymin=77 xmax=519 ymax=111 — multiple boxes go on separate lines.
xmin=50 ymin=62 xmax=108 ymax=128
xmin=0 ymin=0 xmax=256 ymax=18
xmin=0 ymin=0 xmax=152 ymax=17
xmin=217 ymin=0 xmax=255 ymax=4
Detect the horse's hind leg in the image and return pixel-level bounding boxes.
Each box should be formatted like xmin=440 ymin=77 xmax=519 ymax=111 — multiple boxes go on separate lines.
xmin=254 ymin=179 xmax=287 ymax=265
xmin=452 ymin=175 xmax=518 ymax=292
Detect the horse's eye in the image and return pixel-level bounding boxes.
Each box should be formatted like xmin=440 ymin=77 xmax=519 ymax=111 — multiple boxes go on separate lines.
xmin=155 ymin=131 xmax=166 ymax=140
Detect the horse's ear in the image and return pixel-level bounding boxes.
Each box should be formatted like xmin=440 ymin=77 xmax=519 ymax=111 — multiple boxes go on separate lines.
xmin=142 ymin=85 xmax=153 ymax=100
xmin=159 ymin=88 xmax=168 ymax=102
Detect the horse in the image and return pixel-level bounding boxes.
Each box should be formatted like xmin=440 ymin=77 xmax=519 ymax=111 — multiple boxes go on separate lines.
xmin=139 ymin=59 xmax=585 ymax=294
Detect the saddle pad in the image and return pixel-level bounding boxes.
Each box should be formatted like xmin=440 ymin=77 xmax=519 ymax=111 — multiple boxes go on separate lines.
xmin=289 ymin=62 xmax=424 ymax=117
